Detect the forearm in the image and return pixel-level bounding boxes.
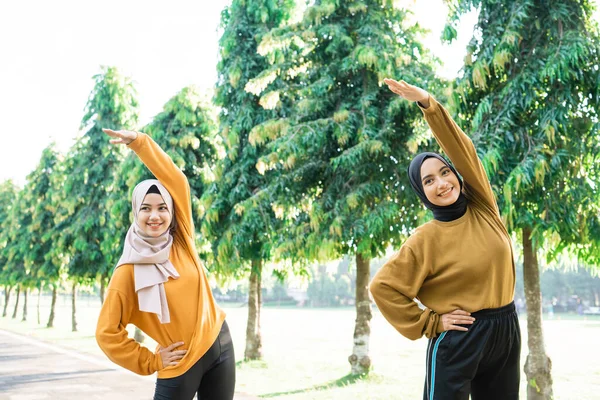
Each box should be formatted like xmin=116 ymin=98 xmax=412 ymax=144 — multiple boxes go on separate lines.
xmin=96 ymin=327 xmax=162 ymax=375
xmin=95 ymin=289 xmax=162 ymax=375
xmin=127 ymin=133 xmax=188 ymax=194
xmin=370 ymin=279 xmax=443 ymax=340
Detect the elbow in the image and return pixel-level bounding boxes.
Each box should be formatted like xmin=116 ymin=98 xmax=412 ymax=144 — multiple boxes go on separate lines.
xmin=368 ymin=277 xmax=384 ymax=301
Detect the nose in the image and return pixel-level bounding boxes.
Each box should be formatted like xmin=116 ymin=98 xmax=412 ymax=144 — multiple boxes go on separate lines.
xmin=149 ymin=209 xmax=160 ymax=220
xmin=438 ymin=179 xmax=450 ymax=189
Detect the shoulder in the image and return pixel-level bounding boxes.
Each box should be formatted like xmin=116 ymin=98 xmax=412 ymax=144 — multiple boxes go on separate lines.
xmin=108 ymin=264 xmax=135 ymax=294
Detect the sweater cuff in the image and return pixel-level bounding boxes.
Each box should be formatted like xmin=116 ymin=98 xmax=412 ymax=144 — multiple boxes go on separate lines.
xmin=436 ymin=318 xmax=446 ymax=334
xmin=153 ymin=352 xmax=163 ymax=372
xmin=127 ymin=131 xmax=147 ymax=151
xmin=417 ymin=94 xmax=440 ymax=115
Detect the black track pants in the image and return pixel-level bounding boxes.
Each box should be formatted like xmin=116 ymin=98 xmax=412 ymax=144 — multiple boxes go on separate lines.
xmin=154 ymin=321 xmax=236 ymax=400
xmin=423 ymin=302 xmax=521 ymax=400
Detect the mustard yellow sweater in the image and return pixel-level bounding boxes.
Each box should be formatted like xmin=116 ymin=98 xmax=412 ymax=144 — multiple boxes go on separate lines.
xmin=369 ymin=96 xmax=516 ymax=340
xmin=95 ymin=133 xmax=226 ymax=378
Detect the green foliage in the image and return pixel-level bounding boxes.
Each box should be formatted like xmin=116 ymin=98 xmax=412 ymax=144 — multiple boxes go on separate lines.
xmin=23 ymin=144 xmax=64 ymax=287
xmin=201 ymin=0 xmax=296 ymax=278
xmin=0 ymin=180 xmax=20 ymax=286
xmin=57 ymin=66 xmax=139 ymax=284
xmin=447 ymin=0 xmax=600 ymax=263
xmin=2 ymin=188 xmax=34 ymax=289
xmin=250 ymin=0 xmax=441 ymax=264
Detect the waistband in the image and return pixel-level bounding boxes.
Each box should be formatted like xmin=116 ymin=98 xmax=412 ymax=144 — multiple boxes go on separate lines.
xmin=471 ymin=302 xmax=516 ymax=319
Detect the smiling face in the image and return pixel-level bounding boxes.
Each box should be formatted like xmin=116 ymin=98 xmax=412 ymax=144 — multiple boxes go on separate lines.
xmin=420 ymin=157 xmax=461 ymax=207
xmin=136 ymin=193 xmax=172 ymax=237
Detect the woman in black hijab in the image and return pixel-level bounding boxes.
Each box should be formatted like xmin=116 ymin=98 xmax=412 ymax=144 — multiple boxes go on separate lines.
xmin=370 ymin=79 xmax=521 ymax=400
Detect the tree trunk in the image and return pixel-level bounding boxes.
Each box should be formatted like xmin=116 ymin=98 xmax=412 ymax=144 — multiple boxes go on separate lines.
xmin=134 ymin=327 xmax=145 ymax=343
xmin=523 ymin=227 xmax=553 ymax=399
xmin=21 ymin=287 xmax=28 ymax=322
xmin=99 ymin=272 xmax=107 ymax=305
xmin=348 ymin=253 xmax=372 ymax=375
xmin=2 ymin=286 xmax=12 ymax=317
xmin=244 ymin=259 xmax=263 ymax=360
xmin=37 ymin=282 xmax=42 ymax=325
xmin=71 ymin=282 xmax=78 ymax=332
xmin=47 ymin=284 xmax=57 ymax=328
xmin=12 ymin=286 xmax=21 ymax=319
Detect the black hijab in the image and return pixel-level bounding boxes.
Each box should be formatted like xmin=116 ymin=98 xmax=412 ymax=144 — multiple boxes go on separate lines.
xmin=408 ymin=152 xmax=468 ymax=222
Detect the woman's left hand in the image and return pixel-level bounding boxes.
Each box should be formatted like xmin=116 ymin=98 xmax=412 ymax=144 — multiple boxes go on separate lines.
xmin=441 ymin=309 xmax=475 ymax=332
xmin=102 ymin=128 xmax=138 ymax=145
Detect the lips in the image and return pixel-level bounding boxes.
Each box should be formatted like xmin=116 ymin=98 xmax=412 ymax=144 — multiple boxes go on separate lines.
xmin=438 ymin=187 xmax=453 ymax=197
xmin=147 ymin=223 xmax=163 ymax=229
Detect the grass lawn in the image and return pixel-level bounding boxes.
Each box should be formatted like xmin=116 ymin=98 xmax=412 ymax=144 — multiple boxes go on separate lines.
xmin=2 ymin=295 xmax=599 ymax=399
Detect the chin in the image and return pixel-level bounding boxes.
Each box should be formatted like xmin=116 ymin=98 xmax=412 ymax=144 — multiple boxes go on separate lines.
xmin=145 ymin=228 xmax=168 ymax=237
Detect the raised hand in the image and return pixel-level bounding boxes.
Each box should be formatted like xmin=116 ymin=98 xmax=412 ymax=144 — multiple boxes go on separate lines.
xmin=102 ymin=128 xmax=138 ymax=145
xmin=383 ymin=78 xmax=430 ymax=108
xmin=157 ymin=341 xmax=187 ymax=368
xmin=441 ymin=309 xmax=476 ymax=332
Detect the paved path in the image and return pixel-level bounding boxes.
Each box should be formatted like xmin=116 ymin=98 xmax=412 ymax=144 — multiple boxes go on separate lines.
xmin=0 ymin=329 xmax=256 ymax=400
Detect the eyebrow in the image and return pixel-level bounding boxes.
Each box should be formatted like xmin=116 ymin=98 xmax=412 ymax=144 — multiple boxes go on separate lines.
xmin=140 ymin=203 xmax=167 ymax=207
xmin=421 ymin=166 xmax=450 ymax=183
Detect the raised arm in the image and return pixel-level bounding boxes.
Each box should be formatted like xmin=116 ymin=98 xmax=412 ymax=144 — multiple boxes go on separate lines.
xmin=103 ymin=129 xmax=194 ymax=241
xmin=383 ymin=79 xmax=499 ymax=215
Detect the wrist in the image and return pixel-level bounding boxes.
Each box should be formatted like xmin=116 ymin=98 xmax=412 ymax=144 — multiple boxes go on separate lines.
xmin=417 ymin=93 xmax=430 ymax=109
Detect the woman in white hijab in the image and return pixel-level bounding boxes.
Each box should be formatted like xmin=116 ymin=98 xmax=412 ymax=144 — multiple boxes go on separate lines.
xmin=96 ymin=128 xmax=235 ymax=400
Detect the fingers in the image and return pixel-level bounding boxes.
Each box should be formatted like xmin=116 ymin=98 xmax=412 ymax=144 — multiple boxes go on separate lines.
xmin=160 ymin=342 xmax=187 ymax=367
xmin=450 ymin=309 xmax=472 ymax=316
xmin=442 ymin=309 xmax=476 ymax=332
xmin=166 ymin=341 xmax=185 ymax=351
xmin=102 ymin=128 xmax=119 ymax=137
xmin=449 ymin=325 xmax=470 ymax=332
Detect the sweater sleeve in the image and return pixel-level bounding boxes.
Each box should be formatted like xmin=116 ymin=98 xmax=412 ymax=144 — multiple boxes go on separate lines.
xmin=127 ymin=132 xmax=194 ymax=241
xmin=95 ymin=288 xmax=162 ymax=375
xmin=369 ymin=245 xmax=444 ymax=340
xmin=419 ymin=96 xmax=499 ymax=215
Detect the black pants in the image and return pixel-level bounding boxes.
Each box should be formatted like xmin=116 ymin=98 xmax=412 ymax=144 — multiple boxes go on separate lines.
xmin=154 ymin=321 xmax=236 ymax=400
xmin=424 ymin=302 xmax=521 ymax=400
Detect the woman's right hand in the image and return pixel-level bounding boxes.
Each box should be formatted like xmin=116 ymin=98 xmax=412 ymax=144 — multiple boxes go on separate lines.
xmin=441 ymin=310 xmax=475 ymax=332
xmin=102 ymin=128 xmax=138 ymax=145
xmin=158 ymin=341 xmax=187 ymax=368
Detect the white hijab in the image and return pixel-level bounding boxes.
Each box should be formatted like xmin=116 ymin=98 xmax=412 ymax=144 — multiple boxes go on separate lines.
xmin=115 ymin=179 xmax=179 ymax=324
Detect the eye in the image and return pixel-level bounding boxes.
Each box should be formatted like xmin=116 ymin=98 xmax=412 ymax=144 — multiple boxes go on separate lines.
xmin=424 ymin=178 xmax=433 ymax=185
xmin=160 ymin=206 xmax=168 ymax=211
xmin=442 ymin=168 xmax=450 ymax=176
xmin=140 ymin=206 xmax=150 ymax=211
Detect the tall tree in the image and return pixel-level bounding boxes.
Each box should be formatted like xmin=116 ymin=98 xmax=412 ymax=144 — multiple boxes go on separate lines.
xmin=24 ymin=144 xmax=64 ymax=327
xmin=3 ymin=188 xmax=35 ymax=321
xmin=201 ymin=0 xmax=296 ymax=360
xmin=0 ymin=180 xmax=18 ymax=318
xmin=58 ymin=66 xmax=138 ymax=331
xmin=443 ymin=1 xmax=600 ymax=398
xmin=250 ymin=0 xmax=439 ymax=374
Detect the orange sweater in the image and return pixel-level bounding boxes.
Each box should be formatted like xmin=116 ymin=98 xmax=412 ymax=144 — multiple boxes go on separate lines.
xmin=95 ymin=132 xmax=226 ymax=378
xmin=369 ymin=97 xmax=516 ymax=340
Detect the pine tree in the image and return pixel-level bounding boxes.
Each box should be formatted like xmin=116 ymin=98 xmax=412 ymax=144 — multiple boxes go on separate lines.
xmin=251 ymin=0 xmax=440 ymax=374
xmin=57 ymin=66 xmax=138 ymax=331
xmin=202 ymin=0 xmax=296 ymax=360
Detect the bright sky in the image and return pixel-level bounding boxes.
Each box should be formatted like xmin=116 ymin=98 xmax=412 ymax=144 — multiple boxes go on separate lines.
xmin=0 ymin=0 xmax=483 ymax=187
